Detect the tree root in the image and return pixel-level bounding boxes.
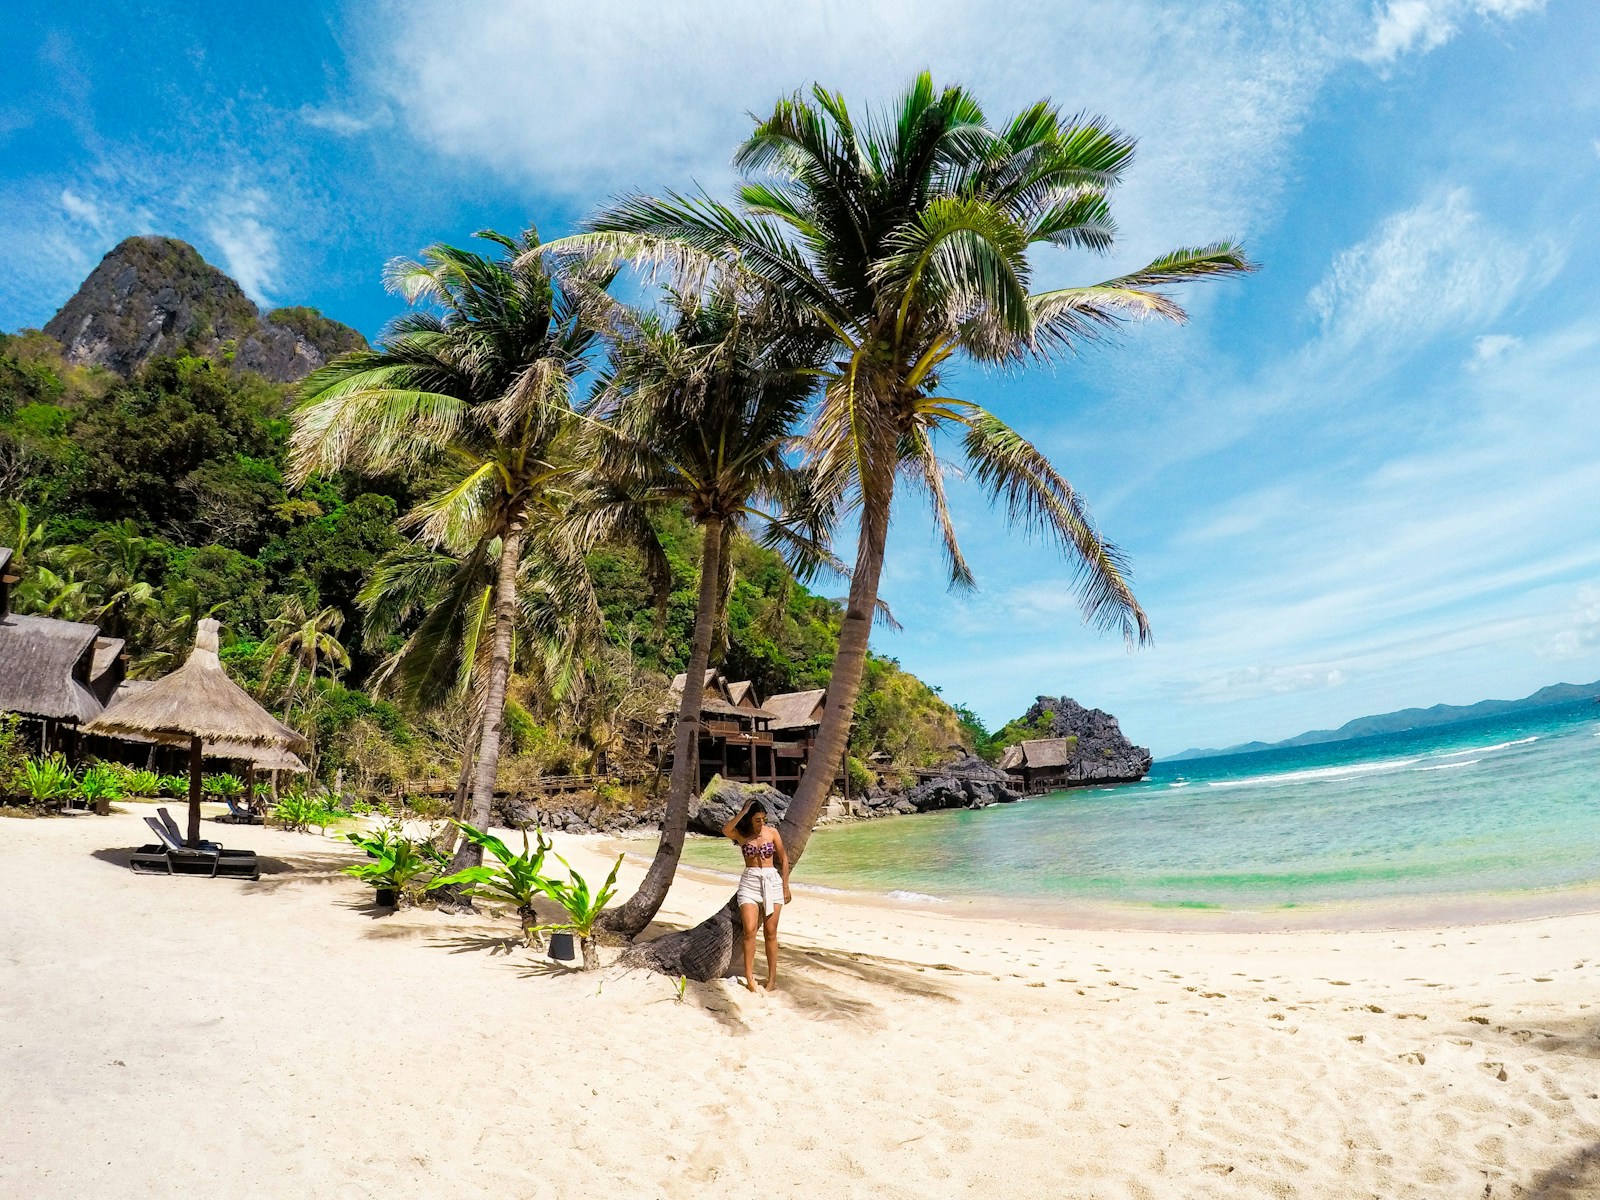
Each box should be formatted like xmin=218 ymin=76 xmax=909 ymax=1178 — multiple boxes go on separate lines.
xmin=619 ymin=896 xmax=740 ymax=981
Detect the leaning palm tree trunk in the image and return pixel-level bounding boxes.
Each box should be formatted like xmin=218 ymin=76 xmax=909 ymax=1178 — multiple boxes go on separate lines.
xmin=603 ymin=515 xmax=724 ymax=937
xmin=624 ymin=493 xmax=889 ymax=980
xmin=444 ymin=515 xmax=525 ymax=885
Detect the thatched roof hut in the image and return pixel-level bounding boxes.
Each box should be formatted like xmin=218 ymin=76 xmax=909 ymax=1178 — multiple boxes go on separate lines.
xmin=998 ymin=738 xmax=1077 ymax=780
xmin=84 ymin=619 xmax=306 ymax=845
xmin=0 ymin=547 xmax=126 ymax=739
xmin=765 ymin=688 xmax=826 ymax=732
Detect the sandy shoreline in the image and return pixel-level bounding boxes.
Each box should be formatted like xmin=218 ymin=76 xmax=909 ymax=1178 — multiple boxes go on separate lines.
xmin=4 ymin=803 xmax=1599 ymax=1198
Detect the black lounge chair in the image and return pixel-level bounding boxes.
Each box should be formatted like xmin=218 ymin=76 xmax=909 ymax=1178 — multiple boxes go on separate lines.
xmin=156 ymin=806 xmax=220 ymax=851
xmin=130 ymin=817 xmax=260 ymax=879
xmin=220 ymin=794 xmax=262 ymax=825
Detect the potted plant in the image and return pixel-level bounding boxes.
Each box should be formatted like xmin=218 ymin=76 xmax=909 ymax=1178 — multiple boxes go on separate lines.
xmin=428 ymin=822 xmax=554 ymax=946
xmin=535 ymin=854 xmax=625 ymax=971
xmin=123 ymin=768 xmax=161 ymax=799
xmin=76 ymin=763 xmax=124 ymax=815
xmin=343 ymin=825 xmax=439 ymax=908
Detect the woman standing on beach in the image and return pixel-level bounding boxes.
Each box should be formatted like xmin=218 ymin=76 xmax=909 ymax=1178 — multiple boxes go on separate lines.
xmin=723 ymin=799 xmax=791 ymax=991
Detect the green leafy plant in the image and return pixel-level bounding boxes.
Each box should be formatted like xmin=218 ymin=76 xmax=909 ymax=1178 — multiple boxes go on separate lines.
xmin=203 ymin=773 xmax=245 ymax=798
xmin=157 ymin=774 xmax=190 ymax=798
xmin=430 ymin=822 xmax=554 ymax=946
xmin=19 ymin=755 xmax=74 ymax=811
xmin=675 ymin=975 xmax=688 ymax=1003
xmin=272 ymin=790 xmax=339 ymax=834
xmin=121 ymin=768 xmax=162 ymax=798
xmin=343 ymin=824 xmax=437 ymax=906
xmin=535 ymin=853 xmax=624 ymax=971
xmin=75 ymin=763 xmax=124 ymax=812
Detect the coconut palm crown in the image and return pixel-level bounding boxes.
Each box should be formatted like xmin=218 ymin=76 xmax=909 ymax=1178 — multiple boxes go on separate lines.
xmin=291 ymin=227 xmax=609 ymax=882
xmin=565 ymin=75 xmax=1254 ymax=876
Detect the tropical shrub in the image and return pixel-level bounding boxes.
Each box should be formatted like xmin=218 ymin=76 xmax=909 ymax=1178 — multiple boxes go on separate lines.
xmin=536 ymin=853 xmax=625 ymax=971
xmin=122 ymin=769 xmax=162 ymax=798
xmin=272 ymin=790 xmax=339 ymax=833
xmin=19 ymin=755 xmax=74 ymax=810
xmin=75 ymin=763 xmax=124 ymax=811
xmin=430 ymin=822 xmax=554 ymax=946
xmin=157 ymin=774 xmax=190 ymax=798
xmin=343 ymin=824 xmax=439 ymax=906
xmin=204 ymin=773 xmax=245 ymax=798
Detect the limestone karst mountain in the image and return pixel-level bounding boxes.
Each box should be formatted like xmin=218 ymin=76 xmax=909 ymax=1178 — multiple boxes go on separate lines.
xmin=42 ymin=236 xmax=364 ymax=382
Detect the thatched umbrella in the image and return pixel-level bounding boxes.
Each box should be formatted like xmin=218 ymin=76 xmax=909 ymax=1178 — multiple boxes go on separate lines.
xmin=83 ymin=619 xmax=308 ymax=846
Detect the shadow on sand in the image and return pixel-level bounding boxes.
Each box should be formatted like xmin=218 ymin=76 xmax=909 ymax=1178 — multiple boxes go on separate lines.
xmin=1521 ymin=1140 xmax=1600 ymax=1199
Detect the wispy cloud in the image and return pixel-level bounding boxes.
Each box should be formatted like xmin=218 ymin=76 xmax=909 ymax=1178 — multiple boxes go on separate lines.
xmin=1468 ymin=332 xmax=1522 ymax=367
xmin=1307 ymin=187 xmax=1560 ymax=351
xmin=298 ymin=104 xmax=390 ymax=137
xmin=204 ymin=182 xmax=280 ymax=303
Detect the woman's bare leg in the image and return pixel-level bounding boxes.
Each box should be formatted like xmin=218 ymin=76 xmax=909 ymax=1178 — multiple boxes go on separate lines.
xmin=762 ymin=908 xmax=781 ymax=989
xmin=739 ymin=903 xmax=761 ymax=992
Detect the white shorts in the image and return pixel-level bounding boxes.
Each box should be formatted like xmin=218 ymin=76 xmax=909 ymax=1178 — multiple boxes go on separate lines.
xmin=737 ymin=866 xmax=784 ymax=915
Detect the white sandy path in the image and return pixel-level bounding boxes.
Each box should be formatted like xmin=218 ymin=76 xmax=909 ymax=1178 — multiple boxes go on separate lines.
xmin=1 ymin=803 xmax=1598 ymax=1199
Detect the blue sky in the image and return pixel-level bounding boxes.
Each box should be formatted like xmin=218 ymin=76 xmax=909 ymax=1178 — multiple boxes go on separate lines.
xmin=3 ymin=1 xmax=1597 ymax=755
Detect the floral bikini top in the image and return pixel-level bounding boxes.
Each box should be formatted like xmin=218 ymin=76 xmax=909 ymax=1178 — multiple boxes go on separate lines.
xmin=740 ymin=838 xmax=776 ymax=864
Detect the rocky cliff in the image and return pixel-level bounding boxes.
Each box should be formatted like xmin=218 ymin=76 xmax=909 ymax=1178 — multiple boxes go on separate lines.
xmin=42 ymin=236 xmax=365 ymax=382
xmin=1009 ymin=695 xmax=1152 ymax=784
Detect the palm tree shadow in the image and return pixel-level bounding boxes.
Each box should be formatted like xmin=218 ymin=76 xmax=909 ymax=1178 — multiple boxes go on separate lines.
xmin=1521 ymin=1140 xmax=1600 ymax=1199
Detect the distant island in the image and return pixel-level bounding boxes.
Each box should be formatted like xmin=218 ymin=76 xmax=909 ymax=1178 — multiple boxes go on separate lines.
xmin=1166 ymin=679 xmax=1600 ymax=762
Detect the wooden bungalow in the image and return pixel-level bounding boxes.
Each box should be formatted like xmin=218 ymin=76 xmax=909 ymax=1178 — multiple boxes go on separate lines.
xmin=666 ymin=670 xmax=780 ymax=789
xmin=997 ymin=737 xmax=1078 ymax=794
xmin=764 ymin=688 xmax=827 ymax=794
xmin=0 ymin=547 xmax=125 ymax=757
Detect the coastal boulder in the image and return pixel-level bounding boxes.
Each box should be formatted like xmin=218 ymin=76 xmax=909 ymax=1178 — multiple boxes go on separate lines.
xmin=905 ymin=755 xmax=1021 ymax=813
xmin=689 ymin=777 xmax=789 ymax=837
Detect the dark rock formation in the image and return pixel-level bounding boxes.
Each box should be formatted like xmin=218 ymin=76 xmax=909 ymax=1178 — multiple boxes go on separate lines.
xmin=905 ymin=754 xmax=1021 ymax=812
xmin=690 ymin=777 xmax=790 ymax=837
xmin=42 ymin=236 xmax=365 ymax=382
xmin=1010 ymin=695 xmax=1152 ymax=784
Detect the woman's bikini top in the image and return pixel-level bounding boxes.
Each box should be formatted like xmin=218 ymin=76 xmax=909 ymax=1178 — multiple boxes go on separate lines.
xmin=740 ymin=838 xmax=776 ymax=863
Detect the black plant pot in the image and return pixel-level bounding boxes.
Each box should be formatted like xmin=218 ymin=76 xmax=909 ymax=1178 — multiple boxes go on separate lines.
xmin=374 ymin=887 xmax=398 ymax=908
xmin=548 ymin=932 xmax=577 ymax=962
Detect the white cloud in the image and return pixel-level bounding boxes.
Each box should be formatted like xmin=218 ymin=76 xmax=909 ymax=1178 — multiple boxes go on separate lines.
xmin=365 ymin=0 xmax=1376 ymax=272
xmin=1363 ymin=0 xmax=1545 ymax=64
xmin=1307 ymin=188 xmax=1559 ymax=350
xmin=1538 ymin=585 xmax=1600 ymax=659
xmin=1468 ymin=332 xmax=1521 ymax=367
xmin=204 ymin=183 xmax=280 ymax=304
xmin=298 ymin=104 xmax=390 ymax=137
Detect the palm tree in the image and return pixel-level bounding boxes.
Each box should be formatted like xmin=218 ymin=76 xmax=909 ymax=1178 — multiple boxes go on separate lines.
xmin=291 ymin=228 xmax=606 ymax=883
xmin=86 ymin=521 xmax=161 ymax=644
xmin=358 ymin=528 xmax=605 ymax=822
xmin=133 ymin=581 xmax=222 ymax=678
xmin=260 ymin=597 xmax=351 ymax=705
xmin=584 ymin=273 xmax=826 ymax=938
xmin=567 ymin=75 xmax=1253 ymax=977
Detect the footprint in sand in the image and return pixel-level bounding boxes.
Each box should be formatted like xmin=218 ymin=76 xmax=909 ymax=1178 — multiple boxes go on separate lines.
xmin=1479 ymin=1062 xmax=1509 ymax=1081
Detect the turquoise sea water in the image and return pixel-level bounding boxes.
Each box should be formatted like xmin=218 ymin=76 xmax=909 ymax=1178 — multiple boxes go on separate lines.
xmin=681 ymin=700 xmax=1600 ymax=914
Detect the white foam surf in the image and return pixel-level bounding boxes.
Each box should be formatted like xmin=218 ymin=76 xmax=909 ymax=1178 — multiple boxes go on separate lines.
xmin=1414 ymin=758 xmax=1480 ymax=772
xmin=1206 ymin=757 xmax=1421 ymax=789
xmin=886 ymin=890 xmax=944 ymax=903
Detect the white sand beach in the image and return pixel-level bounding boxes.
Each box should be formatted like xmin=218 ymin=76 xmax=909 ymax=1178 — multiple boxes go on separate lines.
xmin=3 ymin=804 xmax=1598 ymax=1199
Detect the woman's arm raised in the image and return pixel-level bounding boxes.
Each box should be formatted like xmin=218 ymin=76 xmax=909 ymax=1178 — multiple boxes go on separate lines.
xmin=721 ymin=800 xmax=751 ymax=842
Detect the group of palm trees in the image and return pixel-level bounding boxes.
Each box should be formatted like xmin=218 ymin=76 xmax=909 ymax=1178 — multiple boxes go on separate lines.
xmin=292 ymin=76 xmax=1251 ymax=967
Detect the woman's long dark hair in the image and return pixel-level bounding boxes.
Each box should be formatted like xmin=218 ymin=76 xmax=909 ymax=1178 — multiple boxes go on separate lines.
xmin=734 ymin=800 xmax=766 ymax=838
